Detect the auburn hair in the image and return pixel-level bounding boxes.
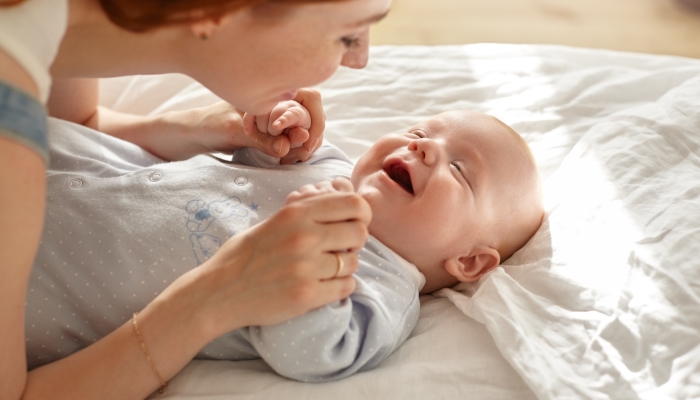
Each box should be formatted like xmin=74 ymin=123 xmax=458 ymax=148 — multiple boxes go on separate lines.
xmin=97 ymin=0 xmax=348 ymax=32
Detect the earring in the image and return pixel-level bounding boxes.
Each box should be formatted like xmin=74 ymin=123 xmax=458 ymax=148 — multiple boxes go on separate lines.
xmin=200 ymin=34 xmax=208 ymax=41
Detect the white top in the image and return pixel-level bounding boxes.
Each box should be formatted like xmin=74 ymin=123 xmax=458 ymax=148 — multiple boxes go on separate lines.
xmin=0 ymin=0 xmax=69 ymax=102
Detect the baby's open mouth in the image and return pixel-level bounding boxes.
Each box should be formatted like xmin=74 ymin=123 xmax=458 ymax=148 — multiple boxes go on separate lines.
xmin=385 ymin=163 xmax=414 ymax=195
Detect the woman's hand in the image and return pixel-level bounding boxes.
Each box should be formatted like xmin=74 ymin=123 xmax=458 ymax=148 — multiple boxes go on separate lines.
xmin=282 ymin=88 xmax=325 ymax=164
xmin=179 ymin=188 xmax=371 ymax=336
xmin=95 ymin=101 xmax=261 ymax=161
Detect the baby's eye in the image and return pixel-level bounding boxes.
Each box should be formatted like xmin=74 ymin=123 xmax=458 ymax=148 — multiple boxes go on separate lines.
xmin=451 ymin=163 xmax=470 ymax=183
xmin=341 ymin=36 xmax=361 ymax=49
xmin=451 ymin=162 xmax=472 ymax=189
xmin=408 ymin=130 xmax=426 ymax=138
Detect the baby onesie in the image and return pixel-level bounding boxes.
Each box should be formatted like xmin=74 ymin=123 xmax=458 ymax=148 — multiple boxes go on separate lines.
xmin=25 ymin=118 xmax=422 ymax=382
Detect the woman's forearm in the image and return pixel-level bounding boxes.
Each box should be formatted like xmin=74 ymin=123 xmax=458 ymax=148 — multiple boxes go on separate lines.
xmin=47 ymin=78 xmax=100 ymax=126
xmin=89 ymin=105 xmax=246 ymax=161
xmin=23 ymin=268 xmax=220 ymax=400
xmin=46 ymin=78 xmax=325 ymax=163
xmin=47 ymin=77 xmax=243 ymax=161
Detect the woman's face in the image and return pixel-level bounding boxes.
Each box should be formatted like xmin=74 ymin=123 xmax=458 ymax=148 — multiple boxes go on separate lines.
xmin=184 ymin=0 xmax=392 ymax=115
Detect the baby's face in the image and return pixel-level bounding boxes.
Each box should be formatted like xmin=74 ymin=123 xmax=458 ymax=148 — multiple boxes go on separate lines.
xmin=351 ymin=110 xmax=541 ymax=293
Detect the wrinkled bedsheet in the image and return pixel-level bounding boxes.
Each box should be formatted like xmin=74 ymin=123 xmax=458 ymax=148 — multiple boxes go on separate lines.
xmin=99 ymin=44 xmax=700 ymax=400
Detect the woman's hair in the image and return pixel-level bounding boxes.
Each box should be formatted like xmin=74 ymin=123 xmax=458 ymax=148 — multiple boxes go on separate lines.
xmin=97 ymin=0 xmax=348 ymax=32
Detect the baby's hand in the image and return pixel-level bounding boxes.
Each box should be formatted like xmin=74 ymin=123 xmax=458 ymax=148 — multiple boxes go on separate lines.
xmin=243 ymin=100 xmax=311 ymax=151
xmin=286 ymin=178 xmax=355 ymax=205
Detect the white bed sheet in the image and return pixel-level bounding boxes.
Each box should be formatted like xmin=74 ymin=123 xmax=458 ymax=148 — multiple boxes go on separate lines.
xmin=99 ymin=44 xmax=700 ymax=400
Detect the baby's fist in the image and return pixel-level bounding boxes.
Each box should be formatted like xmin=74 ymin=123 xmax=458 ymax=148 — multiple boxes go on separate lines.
xmin=243 ymin=100 xmax=311 ymax=152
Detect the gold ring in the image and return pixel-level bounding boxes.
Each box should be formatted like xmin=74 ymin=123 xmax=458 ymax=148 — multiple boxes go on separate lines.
xmin=334 ymin=253 xmax=344 ymax=279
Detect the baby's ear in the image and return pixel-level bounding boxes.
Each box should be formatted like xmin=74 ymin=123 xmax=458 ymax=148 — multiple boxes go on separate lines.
xmin=444 ymin=246 xmax=500 ymax=283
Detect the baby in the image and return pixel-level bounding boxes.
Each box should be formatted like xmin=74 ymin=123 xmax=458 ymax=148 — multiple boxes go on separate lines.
xmin=25 ymin=103 xmax=543 ymax=383
xmin=270 ymin=101 xmax=544 ymax=293
xmin=356 ymin=109 xmax=544 ymax=293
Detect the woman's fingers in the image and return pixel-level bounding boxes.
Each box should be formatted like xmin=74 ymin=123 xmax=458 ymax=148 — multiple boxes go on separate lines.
xmin=246 ymin=123 xmax=291 ymax=157
xmin=285 ymin=191 xmax=372 ymax=226
xmin=194 ymin=189 xmax=371 ymax=330
xmin=242 ymin=112 xmax=256 ymax=136
xmin=323 ymin=251 xmax=359 ymax=280
xmin=293 ymin=89 xmax=325 ymax=153
xmin=242 ymin=112 xmax=292 ymax=156
xmin=313 ymin=276 xmax=357 ymax=307
xmin=286 ymin=127 xmax=310 ymax=149
xmin=323 ymin=219 xmax=368 ymax=251
xmin=292 ymin=89 xmax=326 ymax=163
xmin=254 ymin=113 xmax=271 ymax=135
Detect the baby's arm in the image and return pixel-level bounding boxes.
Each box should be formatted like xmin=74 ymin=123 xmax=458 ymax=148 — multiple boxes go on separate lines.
xmin=248 ymin=239 xmax=421 ymax=382
xmin=248 ymin=179 xmax=421 ymax=382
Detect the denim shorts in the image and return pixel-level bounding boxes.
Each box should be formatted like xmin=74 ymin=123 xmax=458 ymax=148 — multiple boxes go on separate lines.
xmin=0 ymin=81 xmax=49 ymax=163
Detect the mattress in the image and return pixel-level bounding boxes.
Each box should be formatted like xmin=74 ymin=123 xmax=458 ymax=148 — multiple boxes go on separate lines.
xmin=98 ymin=44 xmax=700 ymax=400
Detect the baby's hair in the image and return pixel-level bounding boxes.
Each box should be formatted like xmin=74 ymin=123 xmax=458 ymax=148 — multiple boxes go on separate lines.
xmin=489 ymin=117 xmax=544 ymax=262
xmin=493 ymin=117 xmax=538 ymax=168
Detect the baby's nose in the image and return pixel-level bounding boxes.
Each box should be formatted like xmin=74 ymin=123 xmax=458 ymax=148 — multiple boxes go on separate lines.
xmin=409 ymin=139 xmax=438 ymax=165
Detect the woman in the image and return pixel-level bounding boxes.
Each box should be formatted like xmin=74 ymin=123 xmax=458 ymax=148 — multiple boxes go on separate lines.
xmin=0 ymin=0 xmax=390 ymax=398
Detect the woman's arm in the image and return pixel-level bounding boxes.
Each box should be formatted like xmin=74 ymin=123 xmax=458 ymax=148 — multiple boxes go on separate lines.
xmin=19 ymin=186 xmax=369 ymax=400
xmin=249 ymin=179 xmax=420 ymax=382
xmin=0 ymin=46 xmax=46 ymax=400
xmin=0 ymin=139 xmax=45 ymax=400
xmin=250 ymin=243 xmax=421 ymax=382
xmin=4 ymin=66 xmax=371 ymax=400
xmin=0 ymin=71 xmax=197 ymax=397
xmin=47 ymin=78 xmax=325 ymax=162
xmin=23 ymin=277 xmax=211 ymax=399
xmin=47 ymin=78 xmax=247 ymax=160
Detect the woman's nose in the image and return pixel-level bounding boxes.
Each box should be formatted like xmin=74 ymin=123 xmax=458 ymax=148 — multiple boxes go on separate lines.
xmin=408 ymin=139 xmax=439 ymax=165
xmin=340 ymin=31 xmax=370 ymax=69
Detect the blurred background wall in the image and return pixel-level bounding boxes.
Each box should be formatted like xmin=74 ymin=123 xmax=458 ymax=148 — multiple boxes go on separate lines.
xmin=370 ymin=0 xmax=700 ymax=58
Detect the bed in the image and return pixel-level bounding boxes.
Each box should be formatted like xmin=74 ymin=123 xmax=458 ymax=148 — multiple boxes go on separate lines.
xmin=98 ymin=44 xmax=700 ymax=400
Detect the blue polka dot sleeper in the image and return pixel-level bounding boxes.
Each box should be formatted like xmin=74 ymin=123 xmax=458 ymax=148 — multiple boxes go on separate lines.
xmin=25 ymin=118 xmax=422 ymax=382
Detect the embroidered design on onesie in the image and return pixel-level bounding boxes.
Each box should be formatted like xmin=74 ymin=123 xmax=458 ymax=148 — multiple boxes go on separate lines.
xmin=190 ymin=234 xmax=222 ymax=264
xmin=186 ymin=197 xmax=248 ymax=232
xmin=185 ymin=196 xmax=250 ymax=264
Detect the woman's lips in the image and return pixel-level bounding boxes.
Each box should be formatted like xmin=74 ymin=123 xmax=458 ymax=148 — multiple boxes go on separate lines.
xmin=384 ymin=161 xmax=414 ymax=195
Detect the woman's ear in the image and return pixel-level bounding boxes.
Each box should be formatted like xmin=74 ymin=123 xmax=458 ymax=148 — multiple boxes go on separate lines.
xmin=189 ymin=12 xmax=234 ymax=41
xmin=444 ymin=246 xmax=500 ymax=283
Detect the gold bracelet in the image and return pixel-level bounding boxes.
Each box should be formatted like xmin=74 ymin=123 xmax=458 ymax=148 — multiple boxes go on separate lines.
xmin=132 ymin=312 xmax=168 ymax=394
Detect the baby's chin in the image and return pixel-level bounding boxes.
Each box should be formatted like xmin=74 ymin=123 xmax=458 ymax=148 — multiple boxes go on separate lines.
xmin=367 ymin=221 xmax=416 ymax=263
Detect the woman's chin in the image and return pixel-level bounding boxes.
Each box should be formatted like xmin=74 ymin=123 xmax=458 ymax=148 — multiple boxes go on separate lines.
xmin=245 ymin=100 xmax=278 ymax=116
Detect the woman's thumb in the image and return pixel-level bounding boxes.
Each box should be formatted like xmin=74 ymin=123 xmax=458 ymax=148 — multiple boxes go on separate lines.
xmin=250 ymin=130 xmax=290 ymax=157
